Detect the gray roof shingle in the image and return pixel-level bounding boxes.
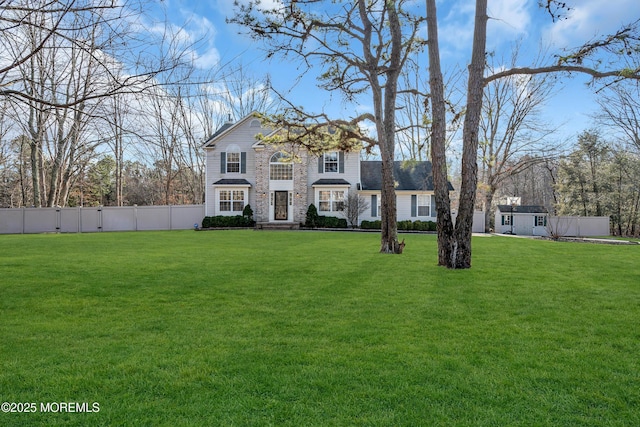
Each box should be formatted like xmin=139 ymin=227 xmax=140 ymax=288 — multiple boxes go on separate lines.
xmin=360 ymin=161 xmax=452 ymax=191
xmin=311 ymin=178 xmax=351 ymax=186
xmin=496 ymin=205 xmax=547 ymax=214
xmin=213 ymin=179 xmax=252 ymax=186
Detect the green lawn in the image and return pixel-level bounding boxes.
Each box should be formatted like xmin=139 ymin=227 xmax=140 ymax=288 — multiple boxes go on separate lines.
xmin=1 ymin=230 xmax=639 ymax=426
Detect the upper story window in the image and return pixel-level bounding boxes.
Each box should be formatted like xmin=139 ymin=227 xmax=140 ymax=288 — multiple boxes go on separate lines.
xmin=221 ymin=145 xmax=245 ymax=174
xmin=270 ymin=152 xmax=293 ymax=180
xmin=226 ymin=152 xmax=240 ymax=173
xmin=319 ymin=151 xmax=344 ymax=173
xmin=324 ymin=152 xmax=338 ymax=173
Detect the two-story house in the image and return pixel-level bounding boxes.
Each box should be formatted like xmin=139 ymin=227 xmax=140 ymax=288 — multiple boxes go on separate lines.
xmin=203 ymin=113 xmax=445 ymax=226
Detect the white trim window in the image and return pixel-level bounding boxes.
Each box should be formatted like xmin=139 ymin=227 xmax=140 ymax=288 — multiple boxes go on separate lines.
xmin=324 ymin=152 xmax=339 ymax=173
xmin=270 ymin=152 xmax=293 ymax=180
xmin=502 ymin=215 xmax=512 ymax=226
xmin=226 ymin=152 xmax=240 ymax=173
xmin=318 ymin=190 xmax=345 ymax=212
xmin=417 ymin=195 xmax=430 ymax=217
xmin=219 ymin=190 xmax=245 ymax=213
xmin=371 ymin=194 xmax=381 ymax=217
xmin=535 ymin=215 xmax=547 ymax=227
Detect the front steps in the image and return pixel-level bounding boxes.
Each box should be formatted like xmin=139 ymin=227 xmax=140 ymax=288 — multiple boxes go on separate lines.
xmin=255 ymin=222 xmax=300 ymax=230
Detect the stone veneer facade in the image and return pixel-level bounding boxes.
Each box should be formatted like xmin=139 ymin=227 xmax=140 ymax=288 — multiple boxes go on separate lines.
xmin=254 ymin=144 xmax=310 ymax=224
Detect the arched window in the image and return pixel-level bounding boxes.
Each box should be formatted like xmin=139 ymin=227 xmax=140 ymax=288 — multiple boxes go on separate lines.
xmin=270 ymin=152 xmax=293 ymax=180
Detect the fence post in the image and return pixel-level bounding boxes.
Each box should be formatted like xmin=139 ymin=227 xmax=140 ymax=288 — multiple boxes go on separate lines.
xmin=55 ymin=208 xmax=61 ymax=232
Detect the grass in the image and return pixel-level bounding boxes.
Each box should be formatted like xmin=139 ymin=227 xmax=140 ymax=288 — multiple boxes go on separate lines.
xmin=0 ymin=230 xmax=639 ymax=426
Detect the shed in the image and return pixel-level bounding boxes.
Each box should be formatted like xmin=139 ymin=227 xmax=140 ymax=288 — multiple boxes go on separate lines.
xmin=495 ymin=205 xmax=548 ymax=236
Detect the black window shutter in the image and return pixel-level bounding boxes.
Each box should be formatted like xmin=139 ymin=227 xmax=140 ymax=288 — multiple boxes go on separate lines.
xmin=339 ymin=152 xmax=344 ymax=173
xmin=431 ymin=196 xmax=436 ymax=217
xmin=411 ymin=195 xmax=417 ymax=217
xmin=501 ymin=215 xmax=505 ymax=226
xmin=240 ymin=152 xmax=246 ymax=173
xmin=371 ymin=195 xmax=377 ymax=217
xmin=318 ymin=156 xmax=323 ymax=174
xmin=220 ymin=152 xmax=226 ymax=174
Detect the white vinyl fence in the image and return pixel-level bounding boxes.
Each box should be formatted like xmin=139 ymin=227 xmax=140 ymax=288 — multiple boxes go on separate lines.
xmin=542 ymin=216 xmax=610 ymax=237
xmin=0 ymin=205 xmax=205 ymax=234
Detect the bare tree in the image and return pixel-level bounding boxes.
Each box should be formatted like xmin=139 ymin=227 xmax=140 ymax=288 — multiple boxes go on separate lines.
xmin=395 ymin=57 xmax=430 ymax=161
xmin=597 ymin=83 xmax=640 ymax=152
xmin=343 ymin=192 xmax=369 ymax=228
xmin=230 ymin=0 xmax=425 ymax=253
xmin=7 ymin=5 xmax=107 ymax=207
xmin=0 ymin=0 xmax=189 ymax=108
xmin=427 ymin=0 xmax=640 ymax=268
xmin=479 ymin=50 xmax=558 ymax=232
xmin=216 ymin=63 xmax=278 ymax=124
xmin=499 ymin=156 xmax=560 ymax=214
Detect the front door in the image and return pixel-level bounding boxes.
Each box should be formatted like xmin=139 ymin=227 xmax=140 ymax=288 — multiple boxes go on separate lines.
xmin=274 ymin=191 xmax=288 ymax=220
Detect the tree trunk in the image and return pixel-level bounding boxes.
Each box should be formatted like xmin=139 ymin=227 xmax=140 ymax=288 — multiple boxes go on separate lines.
xmin=29 ymin=141 xmax=41 ymax=207
xmin=426 ymin=0 xmax=455 ymax=265
xmin=483 ymin=187 xmax=495 ymax=233
xmin=451 ymin=0 xmax=488 ymax=269
xmin=428 ymin=0 xmax=487 ymax=268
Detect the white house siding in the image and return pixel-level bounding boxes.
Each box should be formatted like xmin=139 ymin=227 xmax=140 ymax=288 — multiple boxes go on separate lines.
xmin=397 ymin=192 xmax=436 ymax=222
xmin=357 ymin=192 xmax=437 ymax=224
xmin=304 ymin=151 xmax=360 ymax=218
xmin=306 ymin=151 xmax=360 ymax=187
xmin=358 ymin=191 xmax=381 ymax=223
xmin=204 ymin=117 xmax=266 ymax=216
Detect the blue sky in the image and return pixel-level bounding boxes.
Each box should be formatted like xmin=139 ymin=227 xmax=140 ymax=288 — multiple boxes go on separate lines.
xmin=156 ymin=0 xmax=640 ymax=146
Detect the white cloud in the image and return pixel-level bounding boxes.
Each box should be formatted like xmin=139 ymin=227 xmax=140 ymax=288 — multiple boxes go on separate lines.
xmin=181 ymin=13 xmax=220 ymax=69
xmin=487 ymin=0 xmax=530 ymax=38
xmin=543 ymin=0 xmax=640 ymax=48
xmin=437 ymin=0 xmax=531 ymax=58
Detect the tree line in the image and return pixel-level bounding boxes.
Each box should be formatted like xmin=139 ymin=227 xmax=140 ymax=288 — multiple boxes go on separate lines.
xmin=0 ymin=0 xmax=276 ymax=209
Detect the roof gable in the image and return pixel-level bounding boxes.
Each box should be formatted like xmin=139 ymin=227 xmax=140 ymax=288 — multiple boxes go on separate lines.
xmin=203 ymin=112 xmax=267 ymax=148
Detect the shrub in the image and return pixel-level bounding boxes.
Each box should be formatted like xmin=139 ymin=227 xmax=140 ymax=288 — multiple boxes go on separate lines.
xmin=201 ymin=215 xmax=254 ymax=228
xmin=305 ymin=204 xmax=320 ymax=228
xmin=242 ymin=204 xmax=254 ymax=220
xmin=360 ymin=220 xmax=381 ymax=229
xmin=398 ymin=220 xmax=413 ymax=231
xmin=359 ymin=219 xmax=436 ymax=231
xmin=317 ymin=215 xmax=348 ymax=228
